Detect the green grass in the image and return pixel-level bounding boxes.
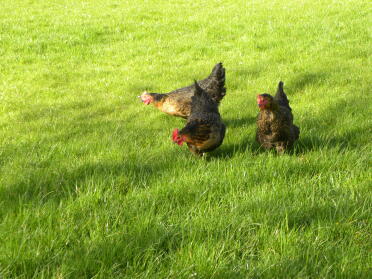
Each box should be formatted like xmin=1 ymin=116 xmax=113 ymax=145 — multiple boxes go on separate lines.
xmin=0 ymin=0 xmax=371 ymax=278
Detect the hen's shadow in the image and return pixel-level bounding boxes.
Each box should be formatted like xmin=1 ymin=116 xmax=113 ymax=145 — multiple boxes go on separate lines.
xmin=224 ymin=116 xmax=256 ymax=128
xmin=209 ymin=134 xmax=262 ymax=159
xmin=290 ymin=72 xmax=328 ymax=91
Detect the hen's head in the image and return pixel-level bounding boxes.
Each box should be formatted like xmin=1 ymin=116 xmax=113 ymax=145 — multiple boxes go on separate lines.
xmin=138 ymin=91 xmax=153 ymax=105
xmin=257 ymin=94 xmax=274 ymax=110
xmin=172 ymin=129 xmax=186 ymax=146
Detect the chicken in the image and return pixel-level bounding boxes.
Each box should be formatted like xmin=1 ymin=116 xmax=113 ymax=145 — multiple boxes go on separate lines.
xmin=172 ymin=81 xmax=226 ymax=156
xmin=139 ymin=63 xmax=226 ymax=119
xmin=256 ymin=81 xmax=300 ymax=153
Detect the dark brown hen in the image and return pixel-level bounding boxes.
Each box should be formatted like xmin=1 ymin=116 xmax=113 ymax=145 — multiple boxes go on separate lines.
xmin=139 ymin=63 xmax=226 ymax=118
xmin=256 ymin=81 xmax=300 ymax=153
xmin=172 ymin=81 xmax=226 ymax=156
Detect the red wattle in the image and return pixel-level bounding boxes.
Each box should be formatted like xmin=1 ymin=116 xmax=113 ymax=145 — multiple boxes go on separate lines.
xmin=172 ymin=129 xmax=179 ymax=142
xmin=176 ymin=140 xmax=183 ymax=146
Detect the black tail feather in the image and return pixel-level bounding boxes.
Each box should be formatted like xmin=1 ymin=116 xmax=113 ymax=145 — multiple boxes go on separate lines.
xmin=199 ymin=62 xmax=226 ymax=103
xmin=193 ymin=80 xmax=203 ymax=97
xmin=274 ymin=81 xmax=291 ymax=110
xmin=210 ymin=63 xmax=225 ymax=81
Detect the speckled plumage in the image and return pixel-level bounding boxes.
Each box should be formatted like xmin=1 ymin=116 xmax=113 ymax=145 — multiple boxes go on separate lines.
xmin=178 ymin=81 xmax=226 ymax=156
xmin=256 ymin=82 xmax=300 ymax=153
xmin=143 ymin=63 xmax=226 ymax=119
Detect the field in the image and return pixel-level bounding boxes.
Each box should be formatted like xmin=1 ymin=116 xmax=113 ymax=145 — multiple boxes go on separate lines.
xmin=0 ymin=0 xmax=371 ymax=278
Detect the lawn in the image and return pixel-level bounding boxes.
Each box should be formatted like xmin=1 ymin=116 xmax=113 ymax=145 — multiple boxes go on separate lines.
xmin=0 ymin=0 xmax=371 ymax=278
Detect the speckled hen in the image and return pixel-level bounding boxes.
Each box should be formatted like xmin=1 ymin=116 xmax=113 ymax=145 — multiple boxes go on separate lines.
xmin=256 ymin=81 xmax=300 ymax=153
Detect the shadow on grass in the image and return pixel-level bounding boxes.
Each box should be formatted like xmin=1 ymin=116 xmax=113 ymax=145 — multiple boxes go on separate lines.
xmin=232 ymin=66 xmax=262 ymax=80
xmin=224 ymin=115 xmax=256 ymax=128
xmin=0 ymin=158 xmax=172 ymax=216
xmin=209 ymin=134 xmax=261 ymax=159
xmin=289 ymin=71 xmax=329 ymax=92
xmin=291 ymin=97 xmax=368 ymax=154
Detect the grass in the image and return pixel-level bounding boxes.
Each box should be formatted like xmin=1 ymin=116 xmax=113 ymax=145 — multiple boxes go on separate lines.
xmin=0 ymin=0 xmax=371 ymax=278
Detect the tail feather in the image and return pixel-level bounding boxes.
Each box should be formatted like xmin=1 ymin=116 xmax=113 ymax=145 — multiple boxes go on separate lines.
xmin=199 ymin=62 xmax=226 ymax=103
xmin=193 ymin=80 xmax=204 ymax=97
xmin=274 ymin=81 xmax=291 ymax=110
xmin=210 ymin=63 xmax=225 ymax=81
